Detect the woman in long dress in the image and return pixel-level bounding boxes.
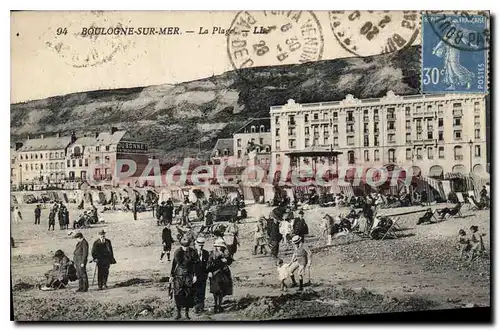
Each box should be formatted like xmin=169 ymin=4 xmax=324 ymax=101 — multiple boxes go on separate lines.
xmin=432 ymin=39 xmax=475 ymax=90
xmin=206 ymin=238 xmax=233 ymax=314
xmin=170 ymin=236 xmax=200 ymax=320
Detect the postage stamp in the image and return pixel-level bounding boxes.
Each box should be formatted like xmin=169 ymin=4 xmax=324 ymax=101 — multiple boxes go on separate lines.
xmin=422 ymin=12 xmax=489 ymax=94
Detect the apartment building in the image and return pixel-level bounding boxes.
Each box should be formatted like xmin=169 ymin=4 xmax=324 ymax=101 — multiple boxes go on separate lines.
xmin=233 ymin=118 xmax=272 ymax=167
xmin=270 ymin=91 xmax=487 ymax=178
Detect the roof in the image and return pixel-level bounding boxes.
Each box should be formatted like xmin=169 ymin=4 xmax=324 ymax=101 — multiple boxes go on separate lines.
xmin=69 ymin=136 xmax=98 ymax=148
xmin=234 ymin=118 xmax=271 ymax=134
xmin=95 ymin=131 xmax=127 ymax=145
xmin=212 ymin=138 xmax=234 ymax=155
xmin=19 ymin=136 xmax=72 ymax=152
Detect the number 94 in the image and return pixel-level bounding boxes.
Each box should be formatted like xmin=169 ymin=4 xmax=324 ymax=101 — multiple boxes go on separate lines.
xmin=423 ymin=67 xmax=443 ymax=85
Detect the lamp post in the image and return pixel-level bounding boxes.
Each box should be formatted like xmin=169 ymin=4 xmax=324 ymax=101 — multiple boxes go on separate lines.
xmin=468 ymin=139 xmax=473 ymax=174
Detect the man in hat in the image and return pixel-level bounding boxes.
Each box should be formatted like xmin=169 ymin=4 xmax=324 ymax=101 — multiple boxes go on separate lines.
xmin=157 ymin=201 xmax=165 ymax=226
xmin=73 ymin=232 xmax=89 ymax=292
xmin=194 ymin=237 xmax=210 ymax=313
xmin=292 ymin=210 xmax=309 ymax=243
xmin=34 ymin=205 xmax=41 ymax=225
xmin=163 ymin=199 xmax=174 ymax=225
xmin=160 ymin=223 xmax=174 ymax=262
xmin=181 ymin=198 xmax=191 ymax=226
xmin=91 ymin=230 xmax=116 ymax=290
xmin=288 ymin=235 xmax=312 ymax=291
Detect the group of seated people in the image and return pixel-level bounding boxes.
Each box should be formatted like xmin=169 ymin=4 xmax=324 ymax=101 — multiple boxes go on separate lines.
xmin=40 ymin=250 xmax=77 ymax=291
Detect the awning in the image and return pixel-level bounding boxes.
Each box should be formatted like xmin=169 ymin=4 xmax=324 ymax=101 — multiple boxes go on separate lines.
xmin=445 ymin=172 xmax=466 ymax=180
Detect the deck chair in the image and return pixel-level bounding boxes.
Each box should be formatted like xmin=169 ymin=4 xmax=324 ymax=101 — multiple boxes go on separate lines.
xmin=447 ymin=203 xmax=464 ymax=218
xmin=456 ymin=192 xmax=471 ymax=210
xmin=469 ymin=198 xmax=481 ymax=211
xmin=416 ymin=209 xmax=438 ymax=225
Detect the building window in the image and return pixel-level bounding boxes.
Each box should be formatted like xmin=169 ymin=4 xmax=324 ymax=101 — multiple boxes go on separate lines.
xmin=454 ymin=130 xmax=462 ymax=140
xmin=416 ymin=148 xmax=423 ymax=160
xmin=276 ymin=128 xmax=280 ymax=136
xmin=405 ymin=120 xmax=411 ymax=131
xmin=72 ymin=159 xmax=76 ymax=167
xmin=67 ymin=160 xmax=70 ymax=167
xmin=304 ymin=114 xmax=309 ymax=123
xmin=313 ymin=113 xmax=319 ymax=120
xmin=374 ymin=122 xmax=379 ymax=133
xmin=364 ymin=150 xmax=369 ymax=162
xmin=428 ymin=147 xmax=434 ymax=159
xmin=474 ymin=101 xmax=480 ymax=112
xmin=333 ymin=112 xmax=338 ymax=120
xmin=474 ymin=115 xmax=480 ymax=126
xmin=20 ymin=155 xmax=23 ymax=160
xmin=348 ymin=151 xmax=355 ymax=164
xmin=427 ymin=131 xmax=433 ymax=140
xmin=475 ymin=129 xmax=480 ymax=139
xmin=347 ymin=136 xmax=354 ymax=145
xmin=373 ymin=109 xmax=379 ymax=121
xmin=289 ymin=139 xmax=296 ymax=149
xmin=40 ymin=153 xmax=43 ymax=159
xmin=85 ymin=159 xmax=89 ymax=167
xmin=25 ymin=164 xmax=28 ymax=170
xmin=406 ymin=148 xmax=412 ymax=160
xmin=55 ymin=163 xmax=59 ymax=169
xmin=346 ymin=124 xmax=354 ymax=133
xmin=347 ymin=111 xmax=354 ymax=122
xmin=405 ymin=107 xmax=411 ymax=116
xmin=265 ymin=146 xmax=271 ymax=153
xmin=105 ymin=145 xmax=110 ymax=151
xmin=454 ymin=146 xmax=463 ymax=160
xmin=223 ymin=149 xmax=229 ymax=156
xmin=305 ymin=127 xmax=309 ymax=135
xmin=323 ymin=112 xmax=328 ymax=120
xmin=251 ymin=138 xmax=255 ymax=144
xmin=388 ymin=121 xmax=395 ymax=130
xmin=305 ymin=138 xmax=310 ymax=147
xmin=289 ymin=116 xmax=296 ymax=125
xmin=406 ymin=133 xmax=411 ymax=143
xmin=314 ymin=137 xmax=319 ymax=146
xmin=453 ymin=102 xmax=462 ymax=108
xmin=30 ymin=164 xmax=33 ymax=170
xmin=439 ymin=131 xmax=444 ymax=141
xmin=333 ymin=125 xmax=338 ymax=133
xmin=475 ymin=145 xmax=481 ymax=157
xmin=438 ymin=118 xmax=444 ymax=127
xmin=237 ymin=139 xmax=242 ymax=147
xmin=388 ymin=149 xmax=396 ymax=163
xmin=364 ymin=135 xmax=369 ymax=147
xmin=417 ymin=132 xmax=422 ymax=140
xmin=374 ymin=135 xmax=379 ymax=146
xmin=96 ymin=146 xmax=100 ymax=152
xmin=288 ymin=127 xmax=296 ymax=136
xmin=259 ymin=137 xmax=264 ymax=145
xmin=416 ymin=119 xmax=422 ymax=131
xmin=79 ymin=159 xmax=83 ymax=167
xmin=454 ymin=117 xmax=461 ymax=126
xmin=275 ymin=140 xmax=280 ymax=150
xmin=35 ymin=163 xmax=38 ymax=170
xmin=364 ymin=123 xmax=369 ymax=134
xmin=323 ymin=136 xmax=329 ymax=145
xmin=95 ymin=156 xmax=100 ymax=163
xmin=374 ymin=150 xmax=380 ymax=161
xmin=388 ymin=134 xmax=395 ymax=143
xmin=427 ymin=120 xmax=433 ymax=132
xmin=30 ymin=154 xmax=33 ymax=159
xmin=237 ymin=150 xmax=242 ymax=158
xmin=364 ymin=109 xmax=368 ymax=115
xmin=275 ymin=117 xmax=279 ymax=124
xmin=260 ymin=125 xmax=265 ymax=133
xmin=333 ymin=137 xmax=339 ymax=147
xmin=439 ymin=147 xmax=445 ymax=158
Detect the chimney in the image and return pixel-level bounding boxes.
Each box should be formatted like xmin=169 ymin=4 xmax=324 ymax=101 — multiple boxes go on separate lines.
xmin=40 ymin=134 xmax=44 ymax=139
xmin=111 ymin=127 xmax=118 ymax=134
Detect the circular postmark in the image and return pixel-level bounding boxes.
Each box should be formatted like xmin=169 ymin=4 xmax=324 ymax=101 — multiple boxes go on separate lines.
xmin=45 ymin=11 xmax=132 ymax=68
xmin=329 ymin=10 xmax=420 ymax=56
xmin=424 ymin=11 xmax=490 ymax=52
xmin=227 ymin=11 xmax=324 ymax=73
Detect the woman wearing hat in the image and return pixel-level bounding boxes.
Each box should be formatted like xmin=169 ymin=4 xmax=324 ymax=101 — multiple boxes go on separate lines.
xmin=42 ymin=250 xmax=70 ymax=290
xmin=206 ymin=238 xmax=233 ymax=313
xmin=170 ymin=235 xmax=200 ymax=320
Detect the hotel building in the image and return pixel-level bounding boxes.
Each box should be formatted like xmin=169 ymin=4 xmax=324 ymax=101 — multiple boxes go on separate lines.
xmin=270 ymin=91 xmax=487 ymax=178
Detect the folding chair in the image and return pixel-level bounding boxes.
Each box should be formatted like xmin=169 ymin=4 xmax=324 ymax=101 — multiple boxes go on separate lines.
xmin=378 ymin=216 xmax=401 ymax=240
xmin=469 ymin=199 xmax=481 ymax=211
xmin=446 ymin=203 xmax=464 ymax=219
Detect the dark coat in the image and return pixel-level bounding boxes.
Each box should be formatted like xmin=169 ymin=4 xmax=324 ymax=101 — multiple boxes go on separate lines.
xmin=267 ymin=220 xmax=282 ymax=241
xmin=206 ymin=251 xmax=233 ymax=296
xmin=292 ymin=217 xmax=309 ymax=236
xmin=91 ymin=238 xmax=116 ymax=265
xmin=170 ymin=247 xmax=200 ymax=308
xmin=195 ymin=248 xmax=210 ymax=280
xmin=34 ymin=207 xmax=41 ymax=217
xmin=163 ymin=204 xmax=174 ymax=220
xmin=156 ymin=205 xmax=163 ymax=220
xmin=73 ymin=238 xmax=89 ymax=265
xmin=162 ymin=227 xmax=174 ymax=245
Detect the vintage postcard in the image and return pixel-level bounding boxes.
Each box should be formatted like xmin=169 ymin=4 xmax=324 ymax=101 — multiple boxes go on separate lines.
xmin=10 ymin=10 xmax=491 ymax=321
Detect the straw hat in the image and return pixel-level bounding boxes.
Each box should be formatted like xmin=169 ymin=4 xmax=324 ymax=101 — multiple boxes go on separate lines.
xmin=196 ymin=237 xmax=206 ymax=245
xmin=291 ymin=235 xmax=302 ymax=244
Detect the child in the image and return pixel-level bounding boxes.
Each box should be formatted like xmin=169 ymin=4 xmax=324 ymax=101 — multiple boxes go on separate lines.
xmin=276 ymin=259 xmax=290 ymax=292
xmin=469 ymin=225 xmax=486 ymax=262
xmin=457 ymin=229 xmax=471 ymax=260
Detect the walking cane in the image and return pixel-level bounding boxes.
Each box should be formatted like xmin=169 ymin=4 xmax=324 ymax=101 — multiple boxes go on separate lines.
xmin=91 ymin=262 xmax=97 ymax=287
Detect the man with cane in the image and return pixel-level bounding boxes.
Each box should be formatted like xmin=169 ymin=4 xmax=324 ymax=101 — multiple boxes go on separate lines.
xmin=91 ymin=230 xmax=116 ymax=290
xmin=73 ymin=232 xmax=89 ymax=292
xmin=288 ymin=235 xmax=312 ymax=291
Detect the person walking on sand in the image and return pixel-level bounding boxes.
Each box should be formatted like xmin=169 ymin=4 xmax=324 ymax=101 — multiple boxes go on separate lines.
xmin=34 ymin=205 xmax=41 ymax=225
xmin=48 ymin=209 xmax=56 ymax=231
xmin=224 ymin=220 xmax=239 ymax=258
xmin=73 ymin=232 xmax=89 ymax=292
xmin=288 ymin=235 xmax=312 ymax=291
xmin=170 ymin=236 xmax=200 ymax=320
xmin=253 ymin=217 xmax=269 ymax=255
xmin=91 ymin=230 xmax=116 ymax=290
xmin=194 ymin=237 xmax=210 ymax=313
xmin=12 ymin=207 xmax=22 ymax=224
xmin=206 ymin=238 xmax=233 ymax=314
xmin=267 ymin=216 xmax=282 ymax=258
xmin=160 ymin=223 xmax=174 ymax=262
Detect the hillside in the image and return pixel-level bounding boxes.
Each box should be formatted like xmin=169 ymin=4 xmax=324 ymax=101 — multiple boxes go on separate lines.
xmin=11 ymin=46 xmax=420 ymax=162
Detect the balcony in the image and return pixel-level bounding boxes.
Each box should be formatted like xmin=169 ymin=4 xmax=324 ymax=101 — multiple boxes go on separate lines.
xmin=387 ymin=116 xmax=396 ymax=121
xmin=70 ymin=153 xmax=84 ymax=159
xmin=453 ymin=109 xmax=463 ymax=116
xmin=387 ymin=128 xmax=396 ymax=133
xmin=363 ymin=116 xmax=369 ymax=122
xmin=288 ymin=121 xmax=296 ymax=126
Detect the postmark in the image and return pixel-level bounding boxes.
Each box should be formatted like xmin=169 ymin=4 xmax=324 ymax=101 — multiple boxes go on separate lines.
xmin=227 ymin=11 xmax=324 ymax=72
xmin=45 ymin=11 xmax=132 ymax=68
xmin=422 ymin=12 xmax=489 ymax=94
xmin=329 ymin=10 xmax=420 ymax=57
